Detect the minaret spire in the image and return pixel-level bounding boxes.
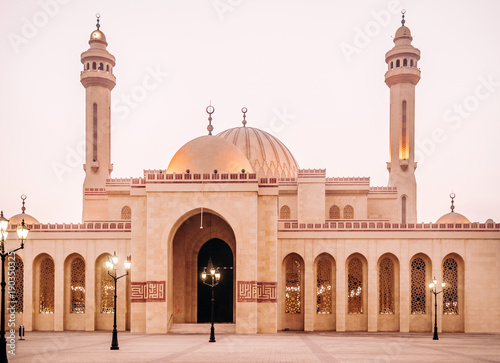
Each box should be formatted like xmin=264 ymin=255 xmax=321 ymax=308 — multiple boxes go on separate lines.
xmin=206 ymin=103 xmax=215 ymax=135
xmin=21 ymin=194 xmax=27 ymax=214
xmin=241 ymin=107 xmax=247 ymax=127
xmin=80 ymin=15 xmax=116 ymax=221
xmin=385 ymin=11 xmax=421 ymax=223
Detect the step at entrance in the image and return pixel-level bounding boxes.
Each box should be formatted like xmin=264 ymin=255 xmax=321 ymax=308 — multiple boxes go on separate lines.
xmin=169 ymin=323 xmax=236 ymax=334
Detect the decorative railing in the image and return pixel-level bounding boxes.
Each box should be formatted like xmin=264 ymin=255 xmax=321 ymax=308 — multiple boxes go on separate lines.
xmin=143 ymin=170 xmax=257 ymax=182
xmin=369 ymin=186 xmax=397 ymax=192
xmin=326 ymin=177 xmax=370 ymax=183
xmin=280 ymin=221 xmax=500 ymax=231
xmin=8 ymin=221 xmax=131 ymax=232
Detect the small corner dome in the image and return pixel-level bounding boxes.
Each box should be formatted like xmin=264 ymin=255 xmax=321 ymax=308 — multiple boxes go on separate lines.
xmin=9 ymin=213 xmax=39 ymax=225
xmin=436 ymin=212 xmax=470 ymax=224
xmin=90 ymin=30 xmax=106 ymax=43
xmin=167 ymin=135 xmax=253 ymax=174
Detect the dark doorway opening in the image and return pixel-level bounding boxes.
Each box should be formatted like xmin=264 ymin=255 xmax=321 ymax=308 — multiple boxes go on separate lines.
xmin=197 ymin=238 xmax=233 ymax=323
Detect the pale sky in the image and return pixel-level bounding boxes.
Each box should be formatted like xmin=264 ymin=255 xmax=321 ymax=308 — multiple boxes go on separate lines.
xmin=1 ymin=0 xmax=499 ymax=223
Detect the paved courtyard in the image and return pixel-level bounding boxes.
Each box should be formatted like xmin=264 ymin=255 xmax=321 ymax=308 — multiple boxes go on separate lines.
xmin=10 ymin=330 xmax=500 ymax=363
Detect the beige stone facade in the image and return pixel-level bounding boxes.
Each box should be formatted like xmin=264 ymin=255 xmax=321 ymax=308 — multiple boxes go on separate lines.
xmin=4 ymin=18 xmax=500 ymax=335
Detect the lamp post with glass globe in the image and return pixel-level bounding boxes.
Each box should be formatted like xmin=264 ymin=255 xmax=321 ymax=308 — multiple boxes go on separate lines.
xmin=429 ymin=276 xmax=445 ymax=340
xmin=105 ymin=251 xmax=131 ymax=350
xmin=201 ymin=259 xmax=220 ymax=343
xmin=0 ymin=212 xmax=29 ymax=363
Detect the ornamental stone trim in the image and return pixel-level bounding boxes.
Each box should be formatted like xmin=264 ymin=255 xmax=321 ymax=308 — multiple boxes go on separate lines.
xmin=237 ymin=281 xmax=277 ymax=303
xmin=131 ymin=281 xmax=166 ymax=302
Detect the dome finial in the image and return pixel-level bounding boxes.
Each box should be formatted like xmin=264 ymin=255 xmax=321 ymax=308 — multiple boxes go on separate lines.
xmin=206 ymin=102 xmax=215 ymax=135
xmin=21 ymin=194 xmax=27 ymax=214
xmin=449 ymin=192 xmax=456 ymax=213
xmin=401 ymin=9 xmax=406 ymax=26
xmin=241 ymin=107 xmax=248 ymax=127
xmin=96 ymin=13 xmax=101 ymax=30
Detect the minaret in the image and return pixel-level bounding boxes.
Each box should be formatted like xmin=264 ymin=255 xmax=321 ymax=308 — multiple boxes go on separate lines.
xmin=385 ymin=10 xmax=420 ymax=223
xmin=80 ymin=15 xmax=116 ymax=220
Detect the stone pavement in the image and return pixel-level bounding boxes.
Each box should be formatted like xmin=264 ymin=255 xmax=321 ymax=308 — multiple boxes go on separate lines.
xmin=10 ymin=330 xmax=500 ymax=363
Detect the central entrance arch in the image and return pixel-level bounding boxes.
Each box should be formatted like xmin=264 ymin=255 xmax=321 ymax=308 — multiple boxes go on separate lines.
xmin=197 ymin=238 xmax=233 ymax=323
xmin=171 ymin=211 xmax=236 ymax=324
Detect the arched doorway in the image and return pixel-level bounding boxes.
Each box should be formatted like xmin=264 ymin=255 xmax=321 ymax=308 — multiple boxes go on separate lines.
xmin=197 ymin=238 xmax=233 ymax=323
xmin=172 ymin=211 xmax=236 ymax=324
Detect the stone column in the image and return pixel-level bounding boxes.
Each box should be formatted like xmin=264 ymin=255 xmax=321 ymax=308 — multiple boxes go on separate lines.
xmin=336 ymin=241 xmax=345 ymax=331
xmin=54 ymin=241 xmax=64 ymax=331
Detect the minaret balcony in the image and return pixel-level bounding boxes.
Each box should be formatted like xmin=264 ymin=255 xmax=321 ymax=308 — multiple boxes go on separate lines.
xmin=80 ymin=71 xmax=116 ymax=90
xmin=384 ymin=67 xmax=420 ymax=86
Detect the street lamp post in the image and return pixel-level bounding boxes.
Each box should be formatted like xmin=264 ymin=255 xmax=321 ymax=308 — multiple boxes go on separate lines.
xmin=105 ymin=251 xmax=131 ymax=350
xmin=429 ymin=276 xmax=445 ymax=340
xmin=0 ymin=212 xmax=29 ymax=363
xmin=201 ymin=259 xmax=220 ymax=343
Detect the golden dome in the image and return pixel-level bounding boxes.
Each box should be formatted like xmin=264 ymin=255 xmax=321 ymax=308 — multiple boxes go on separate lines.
xmin=217 ymin=126 xmax=299 ymax=179
xmin=90 ymin=30 xmax=107 ymax=43
xmin=167 ymin=135 xmax=253 ymax=174
xmin=9 ymin=213 xmax=39 ymax=225
xmin=436 ymin=212 xmax=470 ymax=224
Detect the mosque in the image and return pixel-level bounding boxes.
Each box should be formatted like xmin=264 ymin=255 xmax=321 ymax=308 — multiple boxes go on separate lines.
xmin=4 ymin=14 xmax=500 ymax=335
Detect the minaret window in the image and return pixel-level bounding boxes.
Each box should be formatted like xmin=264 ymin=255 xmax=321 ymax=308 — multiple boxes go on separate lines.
xmin=403 ymin=58 xmax=408 ymax=67
xmin=390 ymin=61 xmax=393 ymax=69
xmin=106 ymin=64 xmax=109 ymax=71
xmin=98 ymin=62 xmax=103 ymax=70
xmin=86 ymin=63 xmax=89 ymax=70
xmin=401 ymin=101 xmax=408 ymax=159
xmin=396 ymin=59 xmax=400 ymax=67
xmin=402 ymin=196 xmax=407 ymax=224
xmin=410 ymin=59 xmax=414 ymax=67
xmin=92 ymin=62 xmax=96 ymax=70
xmin=93 ymin=103 xmax=98 ymax=162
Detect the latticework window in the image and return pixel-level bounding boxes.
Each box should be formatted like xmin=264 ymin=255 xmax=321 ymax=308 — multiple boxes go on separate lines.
xmin=280 ymin=205 xmax=291 ymax=220
xmin=316 ymin=258 xmax=332 ymax=314
xmin=344 ymin=205 xmax=354 ymax=219
xmin=121 ymin=206 xmax=131 ymax=220
xmin=411 ymin=258 xmax=426 ymax=314
xmin=70 ymin=258 xmax=86 ymax=314
xmin=443 ymin=258 xmax=458 ymax=315
xmin=10 ymin=255 xmax=23 ymax=313
xmin=39 ymin=257 xmax=55 ymax=314
xmin=101 ymin=266 xmax=115 ymax=314
xmin=329 ymin=205 xmax=340 ymax=219
xmin=347 ymin=258 xmax=363 ymax=314
xmin=379 ymin=258 xmax=395 ymax=314
xmin=285 ymin=258 xmax=301 ymax=314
